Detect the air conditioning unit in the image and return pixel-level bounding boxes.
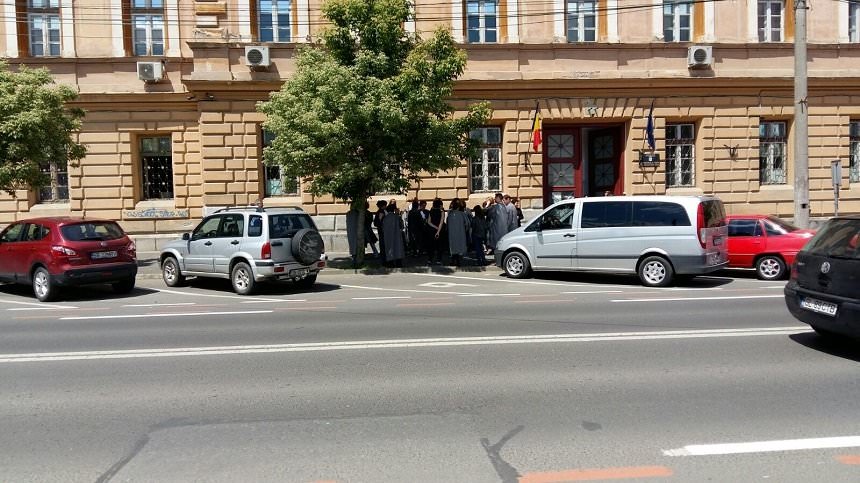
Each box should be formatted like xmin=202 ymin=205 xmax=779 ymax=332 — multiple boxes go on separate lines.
xmin=245 ymin=46 xmax=271 ymax=67
xmin=137 ymin=61 xmax=164 ymax=82
xmin=687 ymin=45 xmax=713 ymax=69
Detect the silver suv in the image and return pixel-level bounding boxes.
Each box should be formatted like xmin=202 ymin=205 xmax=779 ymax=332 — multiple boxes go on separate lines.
xmin=159 ymin=206 xmax=326 ymax=295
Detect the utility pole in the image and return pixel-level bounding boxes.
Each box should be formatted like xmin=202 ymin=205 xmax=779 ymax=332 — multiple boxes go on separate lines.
xmin=794 ymin=0 xmax=810 ymax=228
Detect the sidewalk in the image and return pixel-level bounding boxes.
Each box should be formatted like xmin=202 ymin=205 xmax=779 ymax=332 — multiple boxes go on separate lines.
xmin=136 ymin=252 xmax=502 ymax=280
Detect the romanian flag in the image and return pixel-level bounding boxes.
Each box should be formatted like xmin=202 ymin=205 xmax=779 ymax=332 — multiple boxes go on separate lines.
xmin=531 ymin=103 xmax=542 ymax=152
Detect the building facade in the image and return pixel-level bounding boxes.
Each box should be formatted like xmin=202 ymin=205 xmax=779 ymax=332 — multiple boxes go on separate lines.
xmin=2 ymin=0 xmax=860 ymax=250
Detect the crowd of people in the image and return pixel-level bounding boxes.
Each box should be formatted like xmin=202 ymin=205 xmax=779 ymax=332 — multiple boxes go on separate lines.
xmin=347 ymin=193 xmax=524 ymax=267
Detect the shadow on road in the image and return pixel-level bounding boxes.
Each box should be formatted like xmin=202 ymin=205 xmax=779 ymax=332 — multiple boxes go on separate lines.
xmin=327 ymin=254 xmax=493 ymax=275
xmin=0 ymin=282 xmax=160 ymax=302
xmin=488 ymin=270 xmax=735 ymax=289
xmin=181 ymin=277 xmax=342 ymax=295
xmin=790 ymin=332 xmax=860 ymax=362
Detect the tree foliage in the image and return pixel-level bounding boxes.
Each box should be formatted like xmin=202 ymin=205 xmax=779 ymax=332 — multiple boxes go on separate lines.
xmin=258 ymin=0 xmax=491 ymax=204
xmin=0 ymin=61 xmax=86 ymax=195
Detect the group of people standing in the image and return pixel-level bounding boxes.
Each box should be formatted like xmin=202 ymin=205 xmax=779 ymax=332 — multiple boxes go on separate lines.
xmin=348 ymin=193 xmax=524 ymax=267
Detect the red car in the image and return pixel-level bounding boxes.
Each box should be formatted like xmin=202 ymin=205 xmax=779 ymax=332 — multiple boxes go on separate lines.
xmin=726 ymin=215 xmax=815 ymax=280
xmin=0 ymin=217 xmax=137 ymax=301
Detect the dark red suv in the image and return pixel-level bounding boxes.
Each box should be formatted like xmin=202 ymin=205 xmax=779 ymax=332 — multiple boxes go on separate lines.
xmin=0 ymin=217 xmax=137 ymax=301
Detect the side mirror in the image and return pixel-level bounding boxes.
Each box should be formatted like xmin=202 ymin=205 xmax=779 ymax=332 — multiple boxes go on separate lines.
xmin=182 ymin=233 xmax=191 ymax=241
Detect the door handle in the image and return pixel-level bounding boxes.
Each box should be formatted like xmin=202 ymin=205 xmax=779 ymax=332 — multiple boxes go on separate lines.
xmin=564 ymin=233 xmax=576 ymax=238
xmin=230 ymin=240 xmax=240 ymax=245
xmin=204 ymin=241 xmax=213 ymax=246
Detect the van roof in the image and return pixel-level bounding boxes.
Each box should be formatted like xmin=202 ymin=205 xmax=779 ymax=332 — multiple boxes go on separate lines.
xmin=577 ymin=195 xmax=720 ymax=202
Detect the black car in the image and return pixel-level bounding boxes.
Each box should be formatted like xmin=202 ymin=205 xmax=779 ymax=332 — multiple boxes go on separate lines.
xmin=784 ymin=216 xmax=860 ymax=339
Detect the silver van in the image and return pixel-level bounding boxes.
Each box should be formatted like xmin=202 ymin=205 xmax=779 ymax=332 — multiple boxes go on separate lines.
xmin=495 ymin=195 xmax=728 ymax=287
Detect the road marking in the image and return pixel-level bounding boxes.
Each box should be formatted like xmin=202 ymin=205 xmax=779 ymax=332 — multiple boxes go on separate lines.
xmin=458 ymin=293 xmax=520 ymax=297
xmin=413 ymin=273 xmax=593 ymax=287
xmin=612 ymin=295 xmax=784 ymax=303
xmin=241 ymin=299 xmax=307 ymax=304
xmin=152 ymin=288 xmax=282 ymax=302
xmin=340 ymin=284 xmax=476 ymax=295
xmin=123 ymin=303 xmax=196 ymax=308
xmin=352 ymin=296 xmax=412 ymax=300
xmin=519 ymin=466 xmax=673 ymax=482
xmin=0 ymin=299 xmax=77 ymax=309
xmin=396 ymin=302 xmax=457 ymax=307
xmin=59 ymin=310 xmax=273 ymax=321
xmin=561 ymin=290 xmax=624 ymax=294
xmin=0 ymin=326 xmax=808 ymax=363
xmin=515 ymin=299 xmax=570 ymax=304
xmin=8 ymin=307 xmax=73 ymax=311
xmin=836 ymin=455 xmax=860 ymax=465
xmin=419 ymin=282 xmax=478 ymax=288
xmin=663 ymin=435 xmax=860 ymax=456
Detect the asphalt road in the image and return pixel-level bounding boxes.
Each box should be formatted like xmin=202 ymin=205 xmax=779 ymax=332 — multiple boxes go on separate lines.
xmin=0 ymin=268 xmax=858 ymax=482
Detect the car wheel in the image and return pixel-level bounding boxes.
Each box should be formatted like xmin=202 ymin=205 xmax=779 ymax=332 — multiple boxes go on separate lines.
xmin=294 ymin=273 xmax=317 ymax=289
xmin=755 ymin=255 xmax=786 ymax=280
xmin=231 ymin=261 xmax=256 ymax=295
xmin=161 ymin=257 xmax=185 ymax=287
xmin=638 ymin=256 xmax=674 ymax=287
xmin=32 ymin=267 xmax=58 ymax=302
xmin=502 ymin=251 xmax=531 ymax=279
xmin=112 ymin=277 xmax=136 ymax=294
xmin=291 ymin=228 xmax=325 ymax=265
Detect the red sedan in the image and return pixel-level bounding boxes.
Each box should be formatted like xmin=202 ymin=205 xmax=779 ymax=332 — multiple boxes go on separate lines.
xmin=726 ymin=215 xmax=815 ymax=280
xmin=0 ymin=217 xmax=137 ymax=301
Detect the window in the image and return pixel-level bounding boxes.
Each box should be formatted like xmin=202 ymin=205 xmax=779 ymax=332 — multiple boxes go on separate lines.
xmin=0 ymin=223 xmax=25 ymax=243
xmin=22 ymin=223 xmax=50 ymax=241
xmin=533 ymin=203 xmax=576 ymax=231
xmin=248 ymin=215 xmax=263 ymax=237
xmin=217 ymin=214 xmax=245 ymax=238
xmin=665 ymin=123 xmax=695 ymax=188
xmin=850 ymin=1 xmax=859 ymax=43
xmin=192 ymin=216 xmax=222 ymax=240
xmin=567 ymin=1 xmax=596 ymax=42
xmin=759 ymin=121 xmax=787 ymax=184
xmin=258 ymin=0 xmax=292 ymax=42
xmin=469 ymin=127 xmax=501 ymax=193
xmin=261 ymin=130 xmax=299 ymax=196
xmin=140 ymin=136 xmax=173 ymax=200
xmin=28 ymin=0 xmax=61 ymax=57
xmin=581 ymin=201 xmax=633 ymax=229
xmin=60 ymin=221 xmax=125 ymax=241
xmin=130 ymin=0 xmax=165 ymax=56
xmin=758 ymin=0 xmax=783 ymax=42
xmin=850 ymin=121 xmax=860 ymax=182
xmin=632 ymin=202 xmax=690 ymax=227
xmin=37 ymin=162 xmax=69 ymax=203
xmin=466 ymin=0 xmax=498 ymax=43
xmin=728 ymin=219 xmax=761 ymax=237
xmin=663 ymin=0 xmax=692 ymax=42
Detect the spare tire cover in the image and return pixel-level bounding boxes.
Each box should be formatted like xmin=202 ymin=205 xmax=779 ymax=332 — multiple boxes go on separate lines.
xmin=291 ymin=228 xmax=325 ymax=265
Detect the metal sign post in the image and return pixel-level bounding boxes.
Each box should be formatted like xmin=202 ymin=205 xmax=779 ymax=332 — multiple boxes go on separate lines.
xmin=831 ymin=159 xmax=842 ymax=216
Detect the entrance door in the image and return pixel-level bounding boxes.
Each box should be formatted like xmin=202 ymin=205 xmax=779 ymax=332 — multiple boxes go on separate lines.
xmin=587 ymin=127 xmax=623 ymax=196
xmin=543 ymin=128 xmax=582 ymax=206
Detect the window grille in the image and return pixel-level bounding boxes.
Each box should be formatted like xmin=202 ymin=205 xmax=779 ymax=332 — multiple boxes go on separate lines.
xmin=850 ymin=121 xmax=860 ymax=183
xmin=261 ymin=129 xmax=299 ymax=196
xmin=37 ymin=162 xmax=68 ymax=202
xmin=665 ymin=123 xmax=695 ymax=188
xmin=469 ymin=127 xmax=501 ymax=193
xmin=140 ymin=136 xmax=174 ymax=199
xmin=759 ymin=121 xmax=787 ymax=185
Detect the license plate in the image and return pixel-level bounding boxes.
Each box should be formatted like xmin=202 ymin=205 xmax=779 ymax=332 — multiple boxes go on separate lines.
xmin=713 ymin=236 xmax=723 ymax=246
xmin=91 ymin=250 xmax=117 ymax=260
xmin=800 ymin=297 xmax=838 ymax=316
xmin=289 ymin=268 xmax=309 ymax=278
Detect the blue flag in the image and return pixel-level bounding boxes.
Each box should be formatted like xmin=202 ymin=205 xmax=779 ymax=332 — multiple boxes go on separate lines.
xmin=645 ymin=101 xmax=655 ymax=150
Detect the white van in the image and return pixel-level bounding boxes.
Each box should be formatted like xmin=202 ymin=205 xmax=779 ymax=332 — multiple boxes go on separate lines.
xmin=494 ymin=195 xmax=728 ymax=287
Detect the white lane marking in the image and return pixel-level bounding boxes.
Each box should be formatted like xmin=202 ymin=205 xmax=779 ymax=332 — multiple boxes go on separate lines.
xmin=561 ymin=290 xmax=624 ymax=294
xmin=419 ymin=282 xmax=479 ymax=288
xmin=8 ymin=307 xmax=71 ymax=311
xmin=459 ymin=293 xmax=520 ymax=297
xmin=0 ymin=299 xmax=77 ymax=309
xmin=0 ymin=326 xmax=809 ymax=363
xmin=123 ymin=303 xmax=196 ymax=308
xmin=242 ymin=299 xmax=307 ymax=304
xmin=151 ymin=288 xmax=282 ymax=302
xmin=59 ymin=310 xmax=272 ymax=321
xmin=766 ymin=285 xmax=786 ymax=289
xmin=340 ymin=284 xmax=475 ymax=295
xmin=612 ymin=295 xmax=784 ymax=303
xmin=352 ymin=296 xmax=412 ymax=300
xmin=663 ymin=436 xmax=860 ymax=456
xmin=412 ymin=273 xmax=593 ymax=287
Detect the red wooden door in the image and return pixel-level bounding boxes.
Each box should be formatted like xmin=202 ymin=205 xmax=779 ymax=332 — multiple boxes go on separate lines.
xmin=587 ymin=127 xmax=623 ymax=196
xmin=543 ymin=128 xmax=582 ymax=206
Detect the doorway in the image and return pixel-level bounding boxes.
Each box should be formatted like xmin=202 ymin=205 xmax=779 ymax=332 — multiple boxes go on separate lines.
xmin=542 ymin=125 xmax=624 ymax=206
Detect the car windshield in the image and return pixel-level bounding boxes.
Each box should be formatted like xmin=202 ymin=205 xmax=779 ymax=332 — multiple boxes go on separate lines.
xmin=61 ymin=222 xmax=125 ymax=241
xmin=802 ymin=219 xmax=860 ymax=260
xmin=764 ymin=216 xmax=799 ymax=235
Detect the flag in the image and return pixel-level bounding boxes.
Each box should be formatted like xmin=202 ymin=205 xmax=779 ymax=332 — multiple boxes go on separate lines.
xmin=531 ymin=103 xmax=542 ymax=152
xmin=645 ymin=100 xmax=655 ymax=150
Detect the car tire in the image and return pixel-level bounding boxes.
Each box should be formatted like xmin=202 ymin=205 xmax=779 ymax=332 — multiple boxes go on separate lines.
xmin=502 ymin=251 xmax=531 ymax=279
xmin=638 ymin=255 xmax=674 ymax=287
xmin=294 ymin=273 xmax=317 ymax=289
xmin=231 ymin=261 xmax=256 ymax=295
xmin=112 ymin=277 xmax=136 ymax=294
xmin=755 ymin=255 xmax=786 ymax=280
xmin=32 ymin=267 xmax=58 ymax=302
xmin=291 ymin=228 xmax=325 ymax=265
xmin=162 ymin=256 xmax=186 ymax=287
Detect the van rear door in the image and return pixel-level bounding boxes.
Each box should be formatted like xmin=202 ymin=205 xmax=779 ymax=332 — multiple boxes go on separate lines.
xmin=698 ymin=199 xmax=728 ymax=266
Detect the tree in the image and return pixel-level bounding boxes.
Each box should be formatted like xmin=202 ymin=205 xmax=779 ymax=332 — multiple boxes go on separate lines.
xmin=258 ymin=0 xmax=491 ymax=265
xmin=0 ymin=61 xmax=86 ymax=196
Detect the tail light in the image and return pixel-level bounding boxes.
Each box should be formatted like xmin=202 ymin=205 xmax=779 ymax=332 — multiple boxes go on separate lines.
xmin=51 ymin=245 xmax=77 ymax=257
xmin=126 ymin=240 xmax=137 ymax=258
xmin=696 ymin=204 xmax=706 ymax=248
xmin=790 ymin=261 xmax=799 ymax=280
xmin=261 ymin=241 xmax=271 ymax=260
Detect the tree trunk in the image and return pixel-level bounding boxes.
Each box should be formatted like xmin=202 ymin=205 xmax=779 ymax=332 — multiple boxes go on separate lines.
xmin=351 ymin=198 xmax=367 ymax=267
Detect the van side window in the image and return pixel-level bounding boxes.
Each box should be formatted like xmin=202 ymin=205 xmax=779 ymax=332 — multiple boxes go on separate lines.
xmin=536 ymin=204 xmax=576 ymax=231
xmin=581 ymin=201 xmax=632 ymax=228
xmin=632 ymin=202 xmax=691 ymax=227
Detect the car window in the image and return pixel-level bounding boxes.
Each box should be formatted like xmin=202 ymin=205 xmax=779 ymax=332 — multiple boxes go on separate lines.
xmin=0 ymin=223 xmax=25 ymax=243
xmin=728 ymin=219 xmax=760 ymax=237
xmin=217 ymin=214 xmax=245 ymax=238
xmin=802 ymin=220 xmax=860 ymax=260
xmin=23 ymin=224 xmax=50 ymax=241
xmin=269 ymin=214 xmax=314 ymax=238
xmin=763 ymin=217 xmax=795 ymax=236
xmin=60 ymin=222 xmax=124 ymax=241
xmin=581 ymin=201 xmax=632 ymax=229
xmin=632 ymin=202 xmax=690 ymax=227
xmin=534 ymin=204 xmax=576 ymax=231
xmin=192 ymin=217 xmax=222 ymax=240
xmin=248 ymin=215 xmax=263 ymax=237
